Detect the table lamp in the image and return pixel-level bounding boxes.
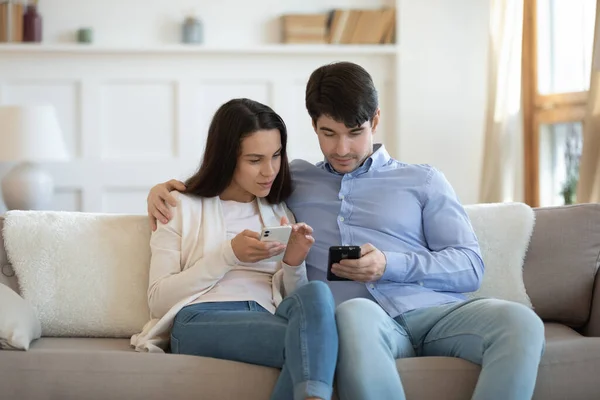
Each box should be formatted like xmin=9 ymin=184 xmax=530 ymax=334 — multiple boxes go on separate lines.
xmin=0 ymin=104 xmax=70 ymax=210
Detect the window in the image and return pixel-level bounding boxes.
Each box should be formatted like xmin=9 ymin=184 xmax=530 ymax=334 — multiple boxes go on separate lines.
xmin=523 ymin=0 xmax=596 ymax=207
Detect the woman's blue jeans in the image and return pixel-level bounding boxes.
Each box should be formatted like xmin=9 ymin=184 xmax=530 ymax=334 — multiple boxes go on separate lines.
xmin=170 ymin=281 xmax=338 ymax=400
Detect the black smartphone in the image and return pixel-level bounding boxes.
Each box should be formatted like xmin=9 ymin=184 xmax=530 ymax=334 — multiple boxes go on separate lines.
xmin=327 ymin=246 xmax=361 ymax=281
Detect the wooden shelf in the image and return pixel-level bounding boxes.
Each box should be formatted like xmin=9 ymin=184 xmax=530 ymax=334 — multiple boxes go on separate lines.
xmin=0 ymin=43 xmax=399 ymax=56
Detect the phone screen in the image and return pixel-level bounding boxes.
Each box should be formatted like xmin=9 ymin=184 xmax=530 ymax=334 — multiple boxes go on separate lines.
xmin=327 ymin=246 xmax=361 ymax=281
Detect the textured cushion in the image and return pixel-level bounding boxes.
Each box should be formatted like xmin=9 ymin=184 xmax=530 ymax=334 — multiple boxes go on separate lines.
xmin=463 ymin=202 xmax=534 ymax=307
xmin=523 ymin=204 xmax=600 ymax=326
xmin=0 ymin=283 xmax=41 ymax=350
xmin=2 ymin=211 xmax=152 ymax=338
xmin=0 ymin=219 xmax=19 ymax=295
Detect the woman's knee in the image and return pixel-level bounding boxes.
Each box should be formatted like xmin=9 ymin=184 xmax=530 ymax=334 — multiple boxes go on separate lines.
xmin=294 ymin=280 xmax=335 ymax=307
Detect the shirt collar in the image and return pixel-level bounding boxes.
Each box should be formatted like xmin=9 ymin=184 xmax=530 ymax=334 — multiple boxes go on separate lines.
xmin=321 ymin=143 xmax=391 ymax=175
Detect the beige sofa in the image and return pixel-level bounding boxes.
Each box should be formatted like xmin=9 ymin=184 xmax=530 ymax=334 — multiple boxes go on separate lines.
xmin=0 ymin=203 xmax=599 ymax=400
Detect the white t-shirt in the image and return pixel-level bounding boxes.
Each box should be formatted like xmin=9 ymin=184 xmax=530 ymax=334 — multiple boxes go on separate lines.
xmin=189 ymin=199 xmax=280 ymax=313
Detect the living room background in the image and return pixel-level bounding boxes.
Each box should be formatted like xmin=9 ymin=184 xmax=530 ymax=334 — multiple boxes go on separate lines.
xmin=0 ymin=0 xmax=490 ymax=214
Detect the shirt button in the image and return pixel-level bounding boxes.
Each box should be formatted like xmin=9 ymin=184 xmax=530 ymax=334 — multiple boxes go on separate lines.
xmin=418 ymin=281 xmax=424 ymax=286
xmin=339 ymin=195 xmax=345 ymax=200
xmin=370 ymin=284 xmax=375 ymax=289
xmin=339 ymin=216 xmax=345 ymax=222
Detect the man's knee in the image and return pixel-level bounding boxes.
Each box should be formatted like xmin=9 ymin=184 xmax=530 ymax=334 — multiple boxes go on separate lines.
xmin=335 ymin=298 xmax=390 ymax=332
xmin=487 ymin=300 xmax=545 ymax=350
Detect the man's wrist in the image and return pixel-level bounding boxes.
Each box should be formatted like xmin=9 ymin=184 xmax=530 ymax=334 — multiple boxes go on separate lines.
xmin=381 ymin=251 xmax=408 ymax=282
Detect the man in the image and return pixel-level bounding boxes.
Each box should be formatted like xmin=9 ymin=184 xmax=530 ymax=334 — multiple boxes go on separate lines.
xmin=147 ymin=62 xmax=545 ymax=400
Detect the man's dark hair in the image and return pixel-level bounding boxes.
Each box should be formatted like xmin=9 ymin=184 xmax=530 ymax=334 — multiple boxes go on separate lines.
xmin=305 ymin=61 xmax=379 ymax=128
xmin=184 ymin=98 xmax=292 ymax=204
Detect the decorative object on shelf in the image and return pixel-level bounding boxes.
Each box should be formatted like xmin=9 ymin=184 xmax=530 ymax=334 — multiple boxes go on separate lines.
xmin=182 ymin=12 xmax=202 ymax=44
xmin=560 ymin=125 xmax=583 ymax=205
xmin=0 ymin=0 xmax=24 ymax=43
xmin=76 ymin=27 xmax=93 ymax=44
xmin=22 ymin=0 xmax=42 ymax=42
xmin=0 ymin=104 xmax=70 ymax=211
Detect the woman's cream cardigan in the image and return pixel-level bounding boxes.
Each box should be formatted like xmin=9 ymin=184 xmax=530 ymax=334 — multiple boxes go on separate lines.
xmin=130 ymin=192 xmax=308 ymax=353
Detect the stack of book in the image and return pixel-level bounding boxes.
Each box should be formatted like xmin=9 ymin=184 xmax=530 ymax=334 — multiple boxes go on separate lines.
xmin=328 ymin=8 xmax=395 ymax=44
xmin=281 ymin=14 xmax=329 ymax=44
xmin=281 ymin=8 xmax=396 ymax=45
xmin=0 ymin=0 xmax=24 ymax=43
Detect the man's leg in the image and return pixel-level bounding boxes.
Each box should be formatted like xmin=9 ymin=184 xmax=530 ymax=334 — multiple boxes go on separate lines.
xmin=400 ymin=298 xmax=545 ymax=400
xmin=335 ymin=298 xmax=414 ymax=400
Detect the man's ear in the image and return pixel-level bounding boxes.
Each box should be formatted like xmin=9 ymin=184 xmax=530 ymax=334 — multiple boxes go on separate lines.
xmin=371 ymin=109 xmax=381 ymax=134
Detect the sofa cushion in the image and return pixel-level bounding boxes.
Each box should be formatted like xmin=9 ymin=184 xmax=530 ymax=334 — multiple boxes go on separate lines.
xmin=0 ymin=339 xmax=280 ymax=400
xmin=1 ymin=324 xmax=597 ymax=400
xmin=463 ymin=202 xmax=534 ymax=307
xmin=2 ymin=211 xmax=152 ymax=338
xmin=0 ymin=283 xmax=41 ymax=350
xmin=523 ymin=204 xmax=600 ymax=327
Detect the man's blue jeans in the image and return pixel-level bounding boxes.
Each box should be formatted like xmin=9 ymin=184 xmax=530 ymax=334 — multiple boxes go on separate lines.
xmin=170 ymin=281 xmax=338 ymax=400
xmin=335 ymin=297 xmax=546 ymax=400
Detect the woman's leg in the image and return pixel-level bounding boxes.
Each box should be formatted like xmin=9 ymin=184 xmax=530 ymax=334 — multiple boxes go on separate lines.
xmin=171 ymin=300 xmax=287 ymax=367
xmin=274 ymin=281 xmax=338 ymax=400
xmin=170 ymin=281 xmax=338 ymax=400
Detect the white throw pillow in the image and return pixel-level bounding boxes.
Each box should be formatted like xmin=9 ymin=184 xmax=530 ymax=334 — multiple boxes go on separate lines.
xmin=3 ymin=211 xmax=151 ymax=338
xmin=0 ymin=283 xmax=41 ymax=350
xmin=463 ymin=202 xmax=534 ymax=308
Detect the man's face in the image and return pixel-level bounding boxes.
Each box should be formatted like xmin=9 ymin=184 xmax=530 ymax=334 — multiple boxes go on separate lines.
xmin=313 ymin=111 xmax=380 ymax=174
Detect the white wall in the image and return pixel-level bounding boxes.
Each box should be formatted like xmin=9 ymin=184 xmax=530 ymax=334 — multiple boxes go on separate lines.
xmin=396 ymin=0 xmax=490 ymax=204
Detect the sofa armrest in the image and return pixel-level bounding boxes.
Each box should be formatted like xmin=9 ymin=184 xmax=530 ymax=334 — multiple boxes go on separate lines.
xmin=584 ymin=268 xmax=600 ymax=337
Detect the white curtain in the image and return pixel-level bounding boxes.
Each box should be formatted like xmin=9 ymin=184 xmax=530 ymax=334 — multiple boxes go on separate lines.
xmin=479 ymin=0 xmax=525 ymax=203
xmin=577 ymin=1 xmax=600 ymax=204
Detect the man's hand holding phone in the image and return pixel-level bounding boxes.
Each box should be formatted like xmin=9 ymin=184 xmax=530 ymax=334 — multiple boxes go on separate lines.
xmin=330 ymin=243 xmax=387 ymax=282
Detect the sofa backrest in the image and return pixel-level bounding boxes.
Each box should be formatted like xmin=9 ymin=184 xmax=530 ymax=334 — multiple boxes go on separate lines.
xmin=523 ymin=204 xmax=600 ymax=328
xmin=1 ymin=203 xmax=599 ymax=329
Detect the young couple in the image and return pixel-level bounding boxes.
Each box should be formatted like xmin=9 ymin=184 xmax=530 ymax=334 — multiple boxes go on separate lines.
xmin=137 ymin=62 xmax=546 ymax=400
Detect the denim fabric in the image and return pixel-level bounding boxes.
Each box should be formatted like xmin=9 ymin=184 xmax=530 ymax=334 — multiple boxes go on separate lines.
xmin=171 ymin=281 xmax=338 ymax=400
xmin=335 ymin=297 xmax=545 ymax=400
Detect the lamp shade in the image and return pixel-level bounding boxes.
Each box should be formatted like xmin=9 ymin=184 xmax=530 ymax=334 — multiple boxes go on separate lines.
xmin=0 ymin=104 xmax=69 ymax=162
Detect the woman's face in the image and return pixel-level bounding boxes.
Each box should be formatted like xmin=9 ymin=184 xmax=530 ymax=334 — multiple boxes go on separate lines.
xmin=225 ymin=129 xmax=282 ymax=202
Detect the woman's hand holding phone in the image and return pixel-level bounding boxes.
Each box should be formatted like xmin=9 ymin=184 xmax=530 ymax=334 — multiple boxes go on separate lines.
xmin=231 ymin=230 xmax=286 ymax=263
xmin=281 ymin=216 xmax=315 ymax=267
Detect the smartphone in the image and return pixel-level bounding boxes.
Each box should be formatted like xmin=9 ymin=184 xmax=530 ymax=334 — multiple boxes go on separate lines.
xmin=260 ymin=225 xmax=292 ymax=262
xmin=327 ymin=246 xmax=361 ymax=281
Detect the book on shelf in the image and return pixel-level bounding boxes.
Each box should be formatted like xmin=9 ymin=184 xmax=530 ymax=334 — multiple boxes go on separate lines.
xmin=281 ymin=7 xmax=396 ymax=45
xmin=0 ymin=0 xmax=24 ymax=43
xmin=281 ymin=13 xmax=329 ymax=44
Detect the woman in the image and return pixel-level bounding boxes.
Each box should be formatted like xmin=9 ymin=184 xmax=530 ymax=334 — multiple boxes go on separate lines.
xmin=131 ymin=98 xmax=337 ymax=400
